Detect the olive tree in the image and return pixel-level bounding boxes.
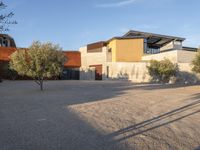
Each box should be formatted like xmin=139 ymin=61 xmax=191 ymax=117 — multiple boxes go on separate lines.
xmin=10 ymin=41 xmax=66 ymax=91
xmin=147 ymin=59 xmax=178 ymax=83
xmin=192 ymin=48 xmax=200 ymax=74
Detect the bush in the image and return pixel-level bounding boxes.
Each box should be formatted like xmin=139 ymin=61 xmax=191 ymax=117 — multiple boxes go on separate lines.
xmin=147 ymin=59 xmax=178 ymax=83
xmin=192 ymin=49 xmax=200 ymax=74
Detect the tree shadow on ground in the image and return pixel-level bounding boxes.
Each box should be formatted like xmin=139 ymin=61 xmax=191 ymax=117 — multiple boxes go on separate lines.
xmin=1 ymin=80 xmax=199 ymax=106
xmin=0 ymin=81 xmax=199 ymax=150
xmin=0 ymin=81 xmax=135 ymax=150
xmin=106 ymin=98 xmax=200 ymax=143
xmin=130 ymin=82 xmax=199 ymax=90
xmin=195 ymin=146 xmax=200 ymax=150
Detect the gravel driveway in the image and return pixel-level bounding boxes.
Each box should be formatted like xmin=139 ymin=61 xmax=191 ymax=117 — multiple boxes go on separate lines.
xmin=0 ymin=80 xmax=200 ymax=150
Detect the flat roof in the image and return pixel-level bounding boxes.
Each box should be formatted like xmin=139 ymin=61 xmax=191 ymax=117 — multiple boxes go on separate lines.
xmin=123 ymin=30 xmax=186 ymax=48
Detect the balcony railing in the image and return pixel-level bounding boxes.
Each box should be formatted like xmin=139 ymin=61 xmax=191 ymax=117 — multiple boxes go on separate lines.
xmin=144 ymin=47 xmax=160 ymax=54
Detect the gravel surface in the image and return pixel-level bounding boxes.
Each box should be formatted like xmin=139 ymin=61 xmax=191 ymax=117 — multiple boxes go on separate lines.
xmin=0 ymin=80 xmax=200 ymax=150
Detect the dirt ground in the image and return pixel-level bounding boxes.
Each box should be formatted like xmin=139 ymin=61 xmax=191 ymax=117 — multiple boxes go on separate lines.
xmin=0 ymin=80 xmax=200 ymax=150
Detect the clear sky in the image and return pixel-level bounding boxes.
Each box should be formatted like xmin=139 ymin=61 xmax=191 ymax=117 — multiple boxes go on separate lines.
xmin=5 ymin=0 xmax=200 ymax=50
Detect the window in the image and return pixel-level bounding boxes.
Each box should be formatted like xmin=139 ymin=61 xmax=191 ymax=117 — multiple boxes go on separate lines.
xmin=0 ymin=37 xmax=10 ymax=47
xmin=144 ymin=39 xmax=147 ymax=54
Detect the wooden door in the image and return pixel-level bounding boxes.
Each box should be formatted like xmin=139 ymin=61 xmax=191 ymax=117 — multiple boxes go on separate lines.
xmin=90 ymin=64 xmax=102 ymax=80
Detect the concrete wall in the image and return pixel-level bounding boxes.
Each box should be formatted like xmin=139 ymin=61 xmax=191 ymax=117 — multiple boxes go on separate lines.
xmin=106 ymin=62 xmax=199 ymax=83
xmin=107 ymin=62 xmax=150 ymax=82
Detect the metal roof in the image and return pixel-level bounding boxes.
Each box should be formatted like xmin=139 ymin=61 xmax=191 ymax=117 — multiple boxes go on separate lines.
xmin=123 ymin=30 xmax=185 ymax=48
xmin=107 ymin=36 xmax=145 ymax=42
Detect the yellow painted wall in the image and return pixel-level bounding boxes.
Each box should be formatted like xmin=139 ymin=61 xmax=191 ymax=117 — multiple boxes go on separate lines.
xmin=108 ymin=40 xmax=117 ymax=62
xmin=108 ymin=38 xmax=144 ymax=62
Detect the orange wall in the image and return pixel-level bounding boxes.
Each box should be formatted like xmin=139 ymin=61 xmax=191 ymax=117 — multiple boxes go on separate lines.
xmin=0 ymin=47 xmax=17 ymax=61
xmin=63 ymin=51 xmax=81 ymax=68
xmin=0 ymin=48 xmax=81 ymax=68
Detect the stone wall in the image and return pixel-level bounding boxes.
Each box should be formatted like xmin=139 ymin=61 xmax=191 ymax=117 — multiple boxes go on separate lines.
xmin=142 ymin=50 xmax=197 ymax=63
xmin=177 ymin=50 xmax=197 ymax=63
xmin=142 ymin=50 xmax=178 ymax=63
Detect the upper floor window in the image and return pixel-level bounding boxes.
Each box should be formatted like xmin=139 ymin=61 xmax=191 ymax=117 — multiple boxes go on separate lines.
xmin=0 ymin=37 xmax=10 ymax=47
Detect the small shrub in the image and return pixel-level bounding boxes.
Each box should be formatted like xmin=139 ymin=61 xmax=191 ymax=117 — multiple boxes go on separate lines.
xmin=147 ymin=59 xmax=178 ymax=83
xmin=192 ymin=49 xmax=200 ymax=74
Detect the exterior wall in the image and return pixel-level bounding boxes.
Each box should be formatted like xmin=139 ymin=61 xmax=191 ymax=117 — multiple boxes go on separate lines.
xmin=177 ymin=50 xmax=197 ymax=63
xmin=160 ymin=41 xmax=174 ymax=51
xmin=87 ymin=41 xmax=106 ymax=53
xmin=160 ymin=41 xmax=182 ymax=52
xmin=106 ymin=62 xmax=200 ymax=83
xmin=0 ymin=47 xmax=17 ymax=61
xmin=79 ymin=46 xmax=108 ymax=80
xmin=142 ymin=50 xmax=197 ymax=63
xmin=178 ymin=63 xmax=200 ymax=83
xmin=80 ymin=67 xmax=95 ymax=80
xmin=108 ymin=38 xmax=144 ymax=62
xmin=63 ymin=51 xmax=81 ymax=68
xmin=108 ymin=40 xmax=117 ymax=62
xmin=142 ymin=50 xmax=178 ymax=63
xmin=107 ymin=62 xmax=150 ymax=82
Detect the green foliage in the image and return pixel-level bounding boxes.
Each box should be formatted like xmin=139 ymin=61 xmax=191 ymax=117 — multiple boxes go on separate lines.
xmin=0 ymin=61 xmax=17 ymax=80
xmin=192 ymin=49 xmax=200 ymax=74
xmin=10 ymin=41 xmax=66 ymax=90
xmin=147 ymin=59 xmax=178 ymax=83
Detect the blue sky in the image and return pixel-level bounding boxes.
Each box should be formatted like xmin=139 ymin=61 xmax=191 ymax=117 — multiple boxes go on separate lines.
xmin=5 ymin=0 xmax=200 ymax=50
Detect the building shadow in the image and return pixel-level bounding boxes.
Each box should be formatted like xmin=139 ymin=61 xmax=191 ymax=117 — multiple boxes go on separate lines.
xmin=1 ymin=80 xmax=200 ymax=150
xmin=106 ymin=98 xmax=200 ymax=143
xmin=195 ymin=146 xmax=200 ymax=150
xmin=0 ymin=80 xmax=135 ymax=150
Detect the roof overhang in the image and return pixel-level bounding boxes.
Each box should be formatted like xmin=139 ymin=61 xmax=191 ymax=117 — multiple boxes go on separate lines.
xmin=107 ymin=36 xmax=145 ymax=43
xmin=123 ymin=30 xmax=186 ymax=48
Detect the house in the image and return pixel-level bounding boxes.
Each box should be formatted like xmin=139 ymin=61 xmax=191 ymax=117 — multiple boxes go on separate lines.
xmin=0 ymin=34 xmax=81 ymax=80
xmin=80 ymin=30 xmax=198 ymax=82
xmin=0 ymin=30 xmax=198 ymax=82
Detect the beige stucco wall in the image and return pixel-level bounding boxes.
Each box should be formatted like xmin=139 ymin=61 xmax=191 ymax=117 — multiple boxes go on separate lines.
xmin=79 ymin=46 xmax=108 ymax=80
xmin=106 ymin=62 xmax=150 ymax=82
xmin=106 ymin=62 xmax=199 ymax=83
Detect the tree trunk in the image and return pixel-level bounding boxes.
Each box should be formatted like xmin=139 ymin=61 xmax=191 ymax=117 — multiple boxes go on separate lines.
xmin=40 ymin=79 xmax=43 ymax=91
